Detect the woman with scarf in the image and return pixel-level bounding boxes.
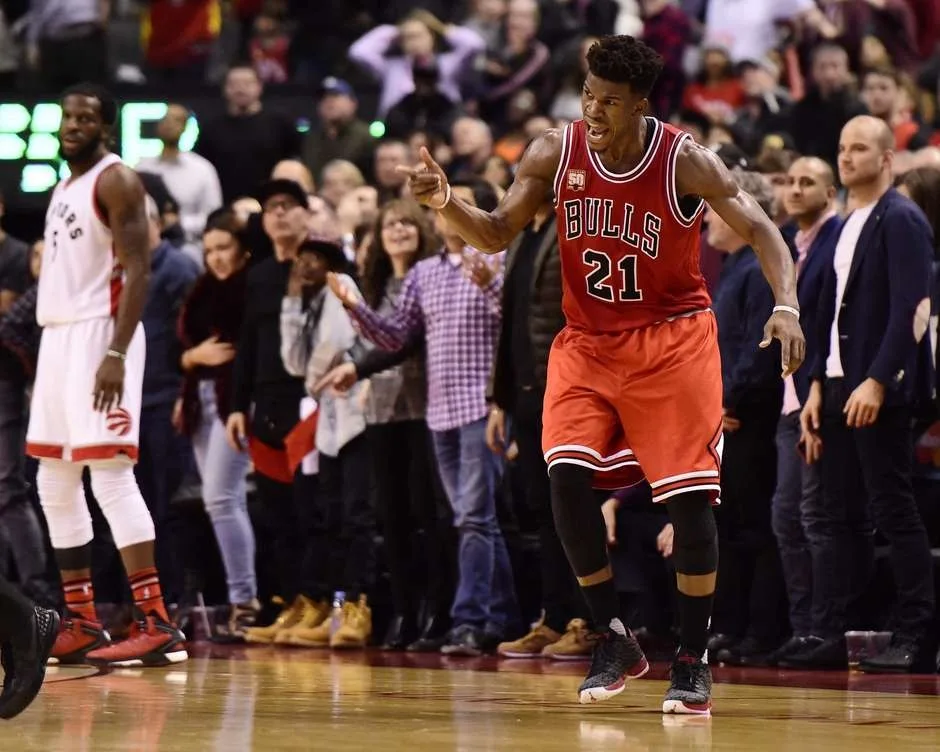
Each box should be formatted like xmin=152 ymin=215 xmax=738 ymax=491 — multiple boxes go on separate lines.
xmin=174 ymin=209 xmax=259 ymax=640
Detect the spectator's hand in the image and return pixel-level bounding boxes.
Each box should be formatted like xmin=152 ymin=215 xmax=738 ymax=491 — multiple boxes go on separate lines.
xmin=799 ymin=381 xmax=823 ymax=463
xmin=463 ymin=250 xmax=495 ymax=288
xmin=485 ymin=407 xmax=506 ymax=454
xmin=843 ymin=377 xmax=885 ymax=428
xmin=760 ymin=309 xmax=805 ymax=377
xmin=171 ymin=398 xmax=184 ymax=433
xmin=190 ymin=336 xmax=235 ymax=367
xmin=396 ymin=148 xmax=450 ymax=209
xmin=601 ymin=497 xmax=620 ymax=546
xmin=657 ymin=523 xmax=674 ymax=558
xmin=26 ymin=45 xmax=39 ymax=70
xmin=226 ymin=412 xmax=247 ymax=452
xmin=721 ymin=408 xmax=741 ymax=433
xmin=506 ymin=440 xmax=519 ymax=462
xmin=326 ymin=272 xmax=360 ymax=308
xmin=314 ymin=362 xmax=359 ymax=395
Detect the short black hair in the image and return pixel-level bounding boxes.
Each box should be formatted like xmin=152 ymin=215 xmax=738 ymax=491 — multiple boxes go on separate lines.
xmin=204 ymin=207 xmax=246 ymax=242
xmin=811 ymin=42 xmax=848 ymax=65
xmin=586 ymin=36 xmax=663 ymax=97
xmin=60 ymin=82 xmax=118 ymax=127
xmin=451 ymin=175 xmax=499 ymax=213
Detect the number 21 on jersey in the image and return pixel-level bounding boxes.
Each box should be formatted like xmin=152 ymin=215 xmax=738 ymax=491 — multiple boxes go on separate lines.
xmin=583 ymin=250 xmax=642 ymax=302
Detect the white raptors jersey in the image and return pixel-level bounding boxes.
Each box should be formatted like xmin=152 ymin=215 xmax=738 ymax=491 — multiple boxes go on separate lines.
xmin=37 ymin=152 xmax=124 ymax=326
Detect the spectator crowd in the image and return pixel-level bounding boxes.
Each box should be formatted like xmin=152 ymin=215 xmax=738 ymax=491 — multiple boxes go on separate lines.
xmin=1 ymin=0 xmax=940 ymax=671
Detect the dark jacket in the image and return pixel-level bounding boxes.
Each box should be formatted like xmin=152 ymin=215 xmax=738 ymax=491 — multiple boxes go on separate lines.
xmin=788 ymin=87 xmax=867 ymax=168
xmin=713 ymin=246 xmax=781 ymax=413
xmin=0 ymin=283 xmax=39 ymax=380
xmin=231 ymin=256 xmax=305 ymax=447
xmin=177 ymin=266 xmax=248 ymax=436
xmin=489 ymin=219 xmax=564 ymax=410
xmin=302 ymin=118 xmax=375 ymax=184
xmin=142 ymin=242 xmax=200 ymax=409
xmin=793 ymin=214 xmax=842 ymax=404
xmin=812 ymin=188 xmax=935 ymax=408
xmin=384 ymin=92 xmax=461 ymax=142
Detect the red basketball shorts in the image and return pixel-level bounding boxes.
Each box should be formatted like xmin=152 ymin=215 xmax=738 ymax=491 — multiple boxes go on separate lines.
xmin=542 ymin=310 xmax=723 ymax=503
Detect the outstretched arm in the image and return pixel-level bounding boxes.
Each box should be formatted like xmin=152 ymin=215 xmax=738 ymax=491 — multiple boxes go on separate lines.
xmin=398 ymin=131 xmax=562 ymax=253
xmin=675 ymin=140 xmax=805 ymax=376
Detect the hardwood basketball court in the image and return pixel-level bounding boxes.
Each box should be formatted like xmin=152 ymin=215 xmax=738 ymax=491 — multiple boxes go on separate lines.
xmin=8 ymin=645 xmax=939 ymax=750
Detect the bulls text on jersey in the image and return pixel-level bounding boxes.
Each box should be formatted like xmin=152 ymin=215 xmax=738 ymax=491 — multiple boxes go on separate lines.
xmin=562 ymin=198 xmax=663 ymax=303
xmin=562 ymin=198 xmax=661 ymax=259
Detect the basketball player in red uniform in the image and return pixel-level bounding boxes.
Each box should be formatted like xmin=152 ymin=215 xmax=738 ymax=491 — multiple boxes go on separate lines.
xmin=395 ymin=37 xmax=803 ymax=715
xmin=25 ymin=84 xmax=187 ymax=667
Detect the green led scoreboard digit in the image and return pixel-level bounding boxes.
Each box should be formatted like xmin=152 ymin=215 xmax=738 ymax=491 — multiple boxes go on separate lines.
xmin=0 ymin=102 xmax=199 ymax=194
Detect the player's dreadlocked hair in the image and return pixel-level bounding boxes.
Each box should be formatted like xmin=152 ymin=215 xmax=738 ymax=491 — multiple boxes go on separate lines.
xmin=60 ymin=82 xmax=119 ymax=127
xmin=586 ymin=36 xmax=664 ymax=97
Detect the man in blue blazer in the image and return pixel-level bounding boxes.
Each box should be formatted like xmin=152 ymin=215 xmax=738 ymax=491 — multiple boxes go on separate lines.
xmin=707 ymin=170 xmax=787 ymax=666
xmin=793 ymin=117 xmax=936 ymax=673
xmin=763 ymin=157 xmax=842 ymax=668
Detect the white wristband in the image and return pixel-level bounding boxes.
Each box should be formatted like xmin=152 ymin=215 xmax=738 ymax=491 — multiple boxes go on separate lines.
xmin=773 ymin=305 xmax=800 ymax=318
xmin=430 ymin=183 xmax=452 ymax=211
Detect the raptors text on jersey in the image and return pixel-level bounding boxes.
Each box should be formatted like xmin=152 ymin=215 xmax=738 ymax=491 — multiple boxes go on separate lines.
xmin=37 ymin=152 xmax=124 ymax=327
xmin=552 ymin=118 xmax=711 ymax=332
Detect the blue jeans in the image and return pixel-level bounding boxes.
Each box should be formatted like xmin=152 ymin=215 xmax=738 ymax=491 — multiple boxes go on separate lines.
xmin=191 ymin=381 xmax=256 ymax=605
xmin=771 ymin=411 xmax=820 ymax=637
xmin=432 ymin=417 xmax=516 ymax=633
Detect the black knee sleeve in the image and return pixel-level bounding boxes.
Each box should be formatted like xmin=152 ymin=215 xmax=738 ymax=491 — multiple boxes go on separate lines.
xmin=549 ymin=463 xmax=609 ymax=577
xmin=666 ymin=491 xmax=718 ymax=575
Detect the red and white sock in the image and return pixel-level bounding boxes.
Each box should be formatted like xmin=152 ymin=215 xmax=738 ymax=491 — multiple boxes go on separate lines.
xmin=129 ymin=567 xmax=170 ymax=622
xmin=63 ymin=576 xmax=97 ymax=623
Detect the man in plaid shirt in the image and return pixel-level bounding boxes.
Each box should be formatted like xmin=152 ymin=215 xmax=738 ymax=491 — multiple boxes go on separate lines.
xmin=329 ymin=178 xmax=519 ymax=655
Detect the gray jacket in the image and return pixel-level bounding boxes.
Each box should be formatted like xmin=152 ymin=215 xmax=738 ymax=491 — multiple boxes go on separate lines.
xmin=280 ymin=274 xmax=370 ymax=457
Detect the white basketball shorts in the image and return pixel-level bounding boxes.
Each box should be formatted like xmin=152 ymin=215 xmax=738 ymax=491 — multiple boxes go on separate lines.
xmin=26 ymin=318 xmax=145 ymax=464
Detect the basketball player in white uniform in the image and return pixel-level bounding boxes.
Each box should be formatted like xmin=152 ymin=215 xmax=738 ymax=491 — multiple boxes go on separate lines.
xmin=25 ymin=83 xmax=187 ymax=667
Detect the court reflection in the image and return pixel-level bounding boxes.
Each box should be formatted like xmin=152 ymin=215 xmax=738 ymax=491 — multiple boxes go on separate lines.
xmin=4 ymin=650 xmax=939 ymax=751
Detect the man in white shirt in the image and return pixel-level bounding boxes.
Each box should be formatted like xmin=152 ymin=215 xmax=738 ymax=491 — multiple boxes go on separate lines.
xmin=137 ymin=104 xmax=223 ymax=243
xmin=793 ymin=116 xmax=936 ymax=673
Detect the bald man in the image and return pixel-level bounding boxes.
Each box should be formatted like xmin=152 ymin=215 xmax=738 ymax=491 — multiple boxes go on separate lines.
xmin=756 ymin=156 xmax=842 ymax=668
xmin=791 ymin=116 xmax=936 ymax=673
xmin=271 ymin=160 xmax=316 ymax=195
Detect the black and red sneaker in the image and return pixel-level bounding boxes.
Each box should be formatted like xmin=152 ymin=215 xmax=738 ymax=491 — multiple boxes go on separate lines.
xmin=85 ymin=610 xmax=188 ymax=668
xmin=662 ymin=650 xmax=713 ymax=716
xmin=0 ymin=606 xmax=60 ymax=719
xmin=48 ymin=616 xmax=112 ymax=666
xmin=577 ymin=629 xmax=649 ymax=704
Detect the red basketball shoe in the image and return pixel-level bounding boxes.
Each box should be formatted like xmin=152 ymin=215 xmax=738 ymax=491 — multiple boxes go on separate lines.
xmin=48 ymin=617 xmax=112 ymax=665
xmin=85 ymin=611 xmax=188 ymax=668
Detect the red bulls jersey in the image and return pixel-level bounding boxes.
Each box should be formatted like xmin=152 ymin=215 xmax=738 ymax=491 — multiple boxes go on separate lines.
xmin=553 ymin=118 xmax=711 ymax=332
